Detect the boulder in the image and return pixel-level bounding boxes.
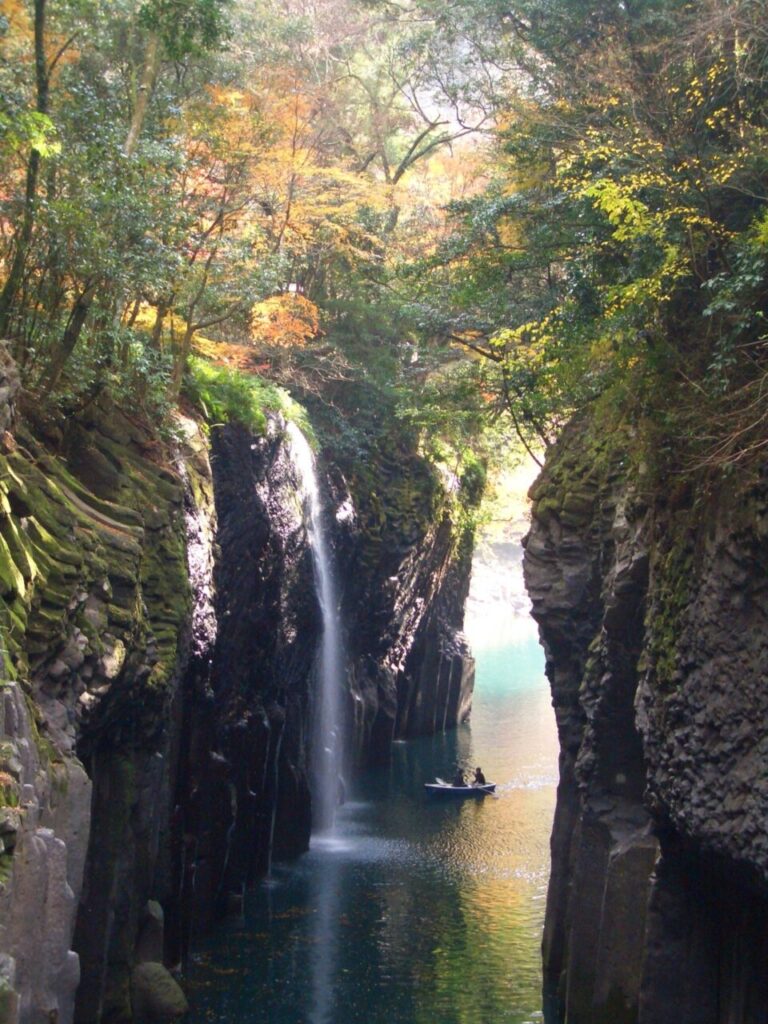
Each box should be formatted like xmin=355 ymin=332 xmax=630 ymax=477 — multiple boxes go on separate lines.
xmin=131 ymin=963 xmax=188 ymax=1022
xmin=134 ymin=902 xmax=165 ymax=965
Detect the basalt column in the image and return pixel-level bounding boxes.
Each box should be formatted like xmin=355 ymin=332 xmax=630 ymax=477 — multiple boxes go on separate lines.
xmin=169 ymin=419 xmax=317 ymax=959
xmin=525 ymin=412 xmax=768 ymax=1024
xmin=524 ymin=419 xmax=658 ymax=1024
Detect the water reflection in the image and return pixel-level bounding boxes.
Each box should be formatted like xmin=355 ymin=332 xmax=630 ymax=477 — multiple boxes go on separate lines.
xmin=186 ymin=631 xmax=557 ymax=1024
xmin=187 ymin=480 xmax=558 ymax=1024
xmin=307 ymin=834 xmax=342 ymax=1024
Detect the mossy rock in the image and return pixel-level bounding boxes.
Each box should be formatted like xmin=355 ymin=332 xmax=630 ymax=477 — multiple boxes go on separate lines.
xmin=0 ymin=403 xmax=192 ymax=774
xmin=0 ymin=537 xmax=24 ymax=601
xmin=131 ymin=962 xmax=188 ymax=1022
xmin=0 ymin=519 xmax=38 ymax=584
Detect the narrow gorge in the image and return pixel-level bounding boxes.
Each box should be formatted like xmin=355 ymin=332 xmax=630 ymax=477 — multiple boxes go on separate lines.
xmin=5 ymin=335 xmax=768 ymax=1024
xmin=0 ymin=358 xmax=476 ymax=1024
xmin=2 ymin=1 xmax=768 ymax=1021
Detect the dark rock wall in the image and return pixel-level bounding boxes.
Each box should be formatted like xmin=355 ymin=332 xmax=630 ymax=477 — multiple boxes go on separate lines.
xmin=340 ymin=503 xmax=475 ymax=765
xmin=524 ymin=414 xmax=768 ymax=1024
xmin=0 ymin=386 xmax=193 ymax=1024
xmin=0 ymin=375 xmax=477 ymax=1023
xmin=167 ymin=412 xmax=477 ymax=947
xmin=395 ymin=527 xmax=475 ymax=739
xmin=318 ymin=391 xmax=476 ymax=766
xmin=168 ymin=420 xmax=317 ymax=960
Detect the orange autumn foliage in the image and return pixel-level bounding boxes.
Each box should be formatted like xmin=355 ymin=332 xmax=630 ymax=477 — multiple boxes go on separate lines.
xmin=250 ymin=293 xmax=321 ymax=348
xmin=193 ymin=336 xmax=270 ymax=374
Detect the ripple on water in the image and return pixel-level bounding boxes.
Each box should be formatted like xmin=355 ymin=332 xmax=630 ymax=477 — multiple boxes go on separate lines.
xmin=186 ymin=632 xmax=558 ymax=1024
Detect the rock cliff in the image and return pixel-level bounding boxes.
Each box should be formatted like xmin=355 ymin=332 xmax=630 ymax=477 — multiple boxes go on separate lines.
xmin=304 ymin=377 xmax=476 ymax=765
xmin=524 ymin=412 xmax=768 ymax=1024
xmin=0 ymin=360 xmax=475 ymax=1024
xmin=0 ymin=336 xmax=192 ymax=1024
xmin=167 ymin=404 xmax=476 ymax=945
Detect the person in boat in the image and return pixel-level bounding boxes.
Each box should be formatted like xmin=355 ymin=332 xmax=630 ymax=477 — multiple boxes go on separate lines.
xmin=473 ymin=767 xmax=486 ymax=786
xmin=452 ymin=768 xmax=466 ymax=787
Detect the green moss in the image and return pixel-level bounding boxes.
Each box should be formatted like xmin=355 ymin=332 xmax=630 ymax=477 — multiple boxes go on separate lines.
xmin=0 ymin=518 xmax=38 ymax=583
xmin=644 ymin=526 xmax=696 ymax=691
xmin=0 ymin=850 xmax=14 ymax=887
xmin=28 ymin=509 xmax=82 ymax=559
xmin=0 ymin=785 xmax=18 ymax=809
xmin=96 ymin=436 xmax=184 ymax=505
xmin=106 ymin=603 xmax=138 ymax=628
xmin=0 ymin=402 xmax=195 ymax=777
xmin=0 ymin=536 xmax=25 ymax=601
xmin=51 ymin=762 xmax=69 ymax=798
xmin=38 ymin=580 xmax=75 ymax=607
xmin=13 ymin=479 xmax=76 ymax=534
xmin=529 ymin=401 xmax=636 ymax=540
xmin=41 ymin=456 xmax=144 ymax=530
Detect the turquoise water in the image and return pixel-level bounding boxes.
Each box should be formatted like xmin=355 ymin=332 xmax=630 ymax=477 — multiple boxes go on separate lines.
xmin=186 ymin=621 xmax=557 ymax=1024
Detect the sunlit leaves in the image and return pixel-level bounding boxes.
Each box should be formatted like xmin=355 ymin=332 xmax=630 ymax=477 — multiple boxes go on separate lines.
xmin=387 ymin=0 xmax=768 ymax=462
xmin=0 ymin=110 xmax=60 ymax=157
xmin=250 ymin=293 xmax=321 ymax=348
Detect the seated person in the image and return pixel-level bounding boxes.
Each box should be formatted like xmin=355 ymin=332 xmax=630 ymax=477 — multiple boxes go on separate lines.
xmin=452 ymin=769 xmax=466 ymax=787
xmin=473 ymin=767 xmax=486 ymax=786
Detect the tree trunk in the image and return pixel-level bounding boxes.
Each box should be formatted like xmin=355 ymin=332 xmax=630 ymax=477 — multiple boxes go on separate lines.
xmin=125 ymin=32 xmax=161 ymax=158
xmin=40 ymin=281 xmax=98 ymax=393
xmin=126 ymin=297 xmax=142 ymax=328
xmin=0 ymin=0 xmax=49 ymax=339
xmin=151 ymin=299 xmax=171 ymax=349
xmin=170 ymin=320 xmax=196 ymax=398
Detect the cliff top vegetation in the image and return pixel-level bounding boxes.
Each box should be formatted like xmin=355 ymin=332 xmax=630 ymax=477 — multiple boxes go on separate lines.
xmin=1 ymin=0 xmax=767 ymax=480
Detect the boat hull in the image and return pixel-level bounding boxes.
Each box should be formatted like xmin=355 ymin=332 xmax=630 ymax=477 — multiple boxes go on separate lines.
xmin=424 ymin=782 xmax=496 ymax=797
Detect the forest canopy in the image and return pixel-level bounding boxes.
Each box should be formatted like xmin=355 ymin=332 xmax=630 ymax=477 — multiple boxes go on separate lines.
xmin=1 ymin=0 xmax=768 ymax=470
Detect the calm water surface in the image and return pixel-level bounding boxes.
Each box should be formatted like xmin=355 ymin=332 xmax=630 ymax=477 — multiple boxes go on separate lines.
xmin=187 ymin=562 xmax=557 ymax=1024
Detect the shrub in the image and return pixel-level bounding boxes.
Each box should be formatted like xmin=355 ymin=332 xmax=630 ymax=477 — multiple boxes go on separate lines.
xmin=184 ymin=356 xmax=316 ymax=443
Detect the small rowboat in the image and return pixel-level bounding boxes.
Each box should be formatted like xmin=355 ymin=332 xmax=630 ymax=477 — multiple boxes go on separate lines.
xmin=424 ymin=778 xmax=496 ymax=797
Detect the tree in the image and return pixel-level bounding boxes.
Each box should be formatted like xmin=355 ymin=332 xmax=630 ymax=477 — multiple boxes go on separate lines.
xmin=0 ymin=0 xmax=232 ymax=393
xmin=395 ymin=0 xmax=768 ymax=462
xmin=0 ymin=0 xmax=58 ymax=337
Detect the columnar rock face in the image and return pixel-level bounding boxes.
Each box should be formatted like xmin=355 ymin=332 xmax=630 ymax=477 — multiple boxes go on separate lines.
xmin=342 ymin=510 xmax=476 ymax=764
xmin=315 ymin=380 xmax=477 ymax=764
xmin=0 ymin=381 xmax=193 ymax=1024
xmin=524 ymin=414 xmax=768 ymax=1024
xmin=0 ymin=367 xmax=477 ymax=1022
xmin=168 ymin=413 xmax=477 ymax=943
xmin=0 ymin=680 xmax=88 ymax=1024
xmin=167 ymin=419 xmax=318 ymax=956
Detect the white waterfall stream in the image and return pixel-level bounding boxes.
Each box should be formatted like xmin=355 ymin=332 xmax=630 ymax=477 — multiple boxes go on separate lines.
xmin=286 ymin=421 xmax=346 ymax=833
xmin=286 ymin=421 xmax=346 ymax=1022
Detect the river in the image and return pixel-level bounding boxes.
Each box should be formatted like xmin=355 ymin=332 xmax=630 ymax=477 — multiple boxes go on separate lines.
xmin=186 ymin=526 xmax=558 ymax=1024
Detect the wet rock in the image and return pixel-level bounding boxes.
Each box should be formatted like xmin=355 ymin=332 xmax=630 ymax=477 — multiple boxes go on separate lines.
xmin=168 ymin=419 xmax=316 ymax=949
xmin=131 ymin=963 xmax=188 ymax=1022
xmin=135 ymin=903 xmax=165 ymax=965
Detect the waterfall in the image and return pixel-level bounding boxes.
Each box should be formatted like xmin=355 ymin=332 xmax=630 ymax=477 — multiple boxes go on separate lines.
xmin=286 ymin=421 xmax=345 ymax=833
